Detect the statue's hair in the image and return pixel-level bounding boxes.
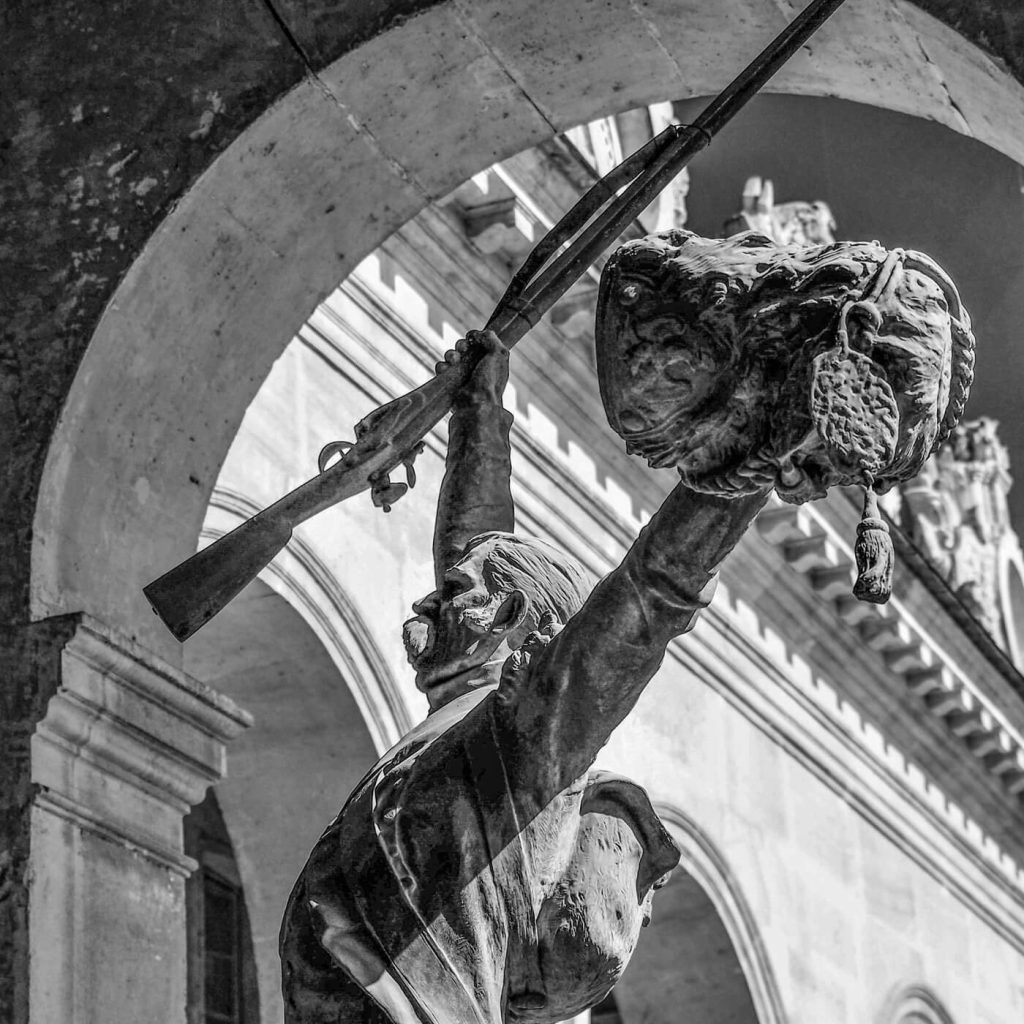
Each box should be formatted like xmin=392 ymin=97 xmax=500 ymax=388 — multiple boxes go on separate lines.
xmin=465 ymin=531 xmax=594 ymax=628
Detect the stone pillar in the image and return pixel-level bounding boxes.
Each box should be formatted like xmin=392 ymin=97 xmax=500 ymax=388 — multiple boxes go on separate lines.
xmin=1 ymin=614 xmax=250 ymax=1024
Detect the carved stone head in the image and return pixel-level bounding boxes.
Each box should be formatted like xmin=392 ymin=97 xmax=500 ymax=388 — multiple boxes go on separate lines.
xmin=596 ymin=230 xmax=975 ymax=503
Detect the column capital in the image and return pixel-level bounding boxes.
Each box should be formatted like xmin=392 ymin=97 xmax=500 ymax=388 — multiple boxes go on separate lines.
xmin=31 ymin=614 xmax=252 ymax=874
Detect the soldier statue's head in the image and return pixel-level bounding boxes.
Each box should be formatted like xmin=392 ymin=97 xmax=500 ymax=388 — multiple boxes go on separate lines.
xmin=402 ymin=531 xmax=592 ymax=710
xmin=596 ymin=229 xmax=975 ymax=505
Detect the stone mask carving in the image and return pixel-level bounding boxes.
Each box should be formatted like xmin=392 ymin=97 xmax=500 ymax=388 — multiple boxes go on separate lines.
xmin=595 ymin=229 xmax=975 ymax=506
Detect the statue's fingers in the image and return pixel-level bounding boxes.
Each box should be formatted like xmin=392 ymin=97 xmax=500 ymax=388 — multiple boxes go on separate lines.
xmin=537 ymin=610 xmax=563 ymax=637
xmin=434 ymin=349 xmax=463 ymax=374
xmin=517 ymin=630 xmax=553 ymax=659
xmin=521 ymin=630 xmax=544 ymax=651
xmin=463 ymin=328 xmax=506 ymax=357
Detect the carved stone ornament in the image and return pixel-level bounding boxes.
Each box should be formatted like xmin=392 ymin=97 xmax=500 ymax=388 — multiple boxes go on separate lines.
xmin=723 ymin=175 xmax=836 ymax=247
xmin=902 ymin=417 xmax=1015 ymax=636
xmin=595 ymin=229 xmax=976 ymax=506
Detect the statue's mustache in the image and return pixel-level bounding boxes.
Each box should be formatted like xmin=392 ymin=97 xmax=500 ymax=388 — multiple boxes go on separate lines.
xmin=402 ymin=618 xmax=432 ymax=662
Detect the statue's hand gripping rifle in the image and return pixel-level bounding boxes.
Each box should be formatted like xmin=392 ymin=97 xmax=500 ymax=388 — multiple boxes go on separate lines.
xmin=144 ymin=0 xmax=849 ymax=641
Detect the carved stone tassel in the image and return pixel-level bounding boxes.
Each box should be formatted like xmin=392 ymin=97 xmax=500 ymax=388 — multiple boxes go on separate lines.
xmin=853 ymin=487 xmax=893 ymax=604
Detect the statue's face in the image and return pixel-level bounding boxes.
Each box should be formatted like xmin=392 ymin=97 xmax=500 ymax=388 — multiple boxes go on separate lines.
xmin=402 ymin=540 xmax=508 ymax=704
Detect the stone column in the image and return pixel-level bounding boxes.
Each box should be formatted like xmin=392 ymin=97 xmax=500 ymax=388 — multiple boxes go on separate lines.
xmin=1 ymin=614 xmax=251 ymax=1024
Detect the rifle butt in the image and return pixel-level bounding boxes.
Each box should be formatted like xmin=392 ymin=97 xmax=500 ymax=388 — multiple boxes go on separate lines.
xmin=144 ymin=513 xmax=294 ymax=641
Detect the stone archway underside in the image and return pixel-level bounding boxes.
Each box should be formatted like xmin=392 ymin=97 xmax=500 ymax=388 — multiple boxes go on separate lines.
xmin=32 ymin=0 xmax=1024 ymax=659
xmin=616 ymin=867 xmax=761 ymax=1024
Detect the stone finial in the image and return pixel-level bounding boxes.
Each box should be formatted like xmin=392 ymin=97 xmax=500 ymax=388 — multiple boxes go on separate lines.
xmin=724 ymin=175 xmax=836 ymax=246
xmin=902 ymin=417 xmax=1016 ymax=635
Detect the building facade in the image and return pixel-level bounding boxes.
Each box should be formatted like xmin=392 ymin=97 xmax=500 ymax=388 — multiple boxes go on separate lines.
xmin=7 ymin=4 xmax=1024 ymax=1024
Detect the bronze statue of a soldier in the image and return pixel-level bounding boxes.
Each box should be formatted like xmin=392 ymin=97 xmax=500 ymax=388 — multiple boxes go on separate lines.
xmin=280 ymin=227 xmax=974 ymax=1024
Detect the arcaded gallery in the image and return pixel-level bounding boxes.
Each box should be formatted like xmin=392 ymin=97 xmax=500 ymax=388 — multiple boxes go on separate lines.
xmin=6 ymin=2 xmax=1024 ymax=1023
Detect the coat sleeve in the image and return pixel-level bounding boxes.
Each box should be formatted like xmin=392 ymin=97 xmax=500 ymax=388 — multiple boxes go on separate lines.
xmin=432 ymin=372 xmax=516 ymax=587
xmin=493 ymin=483 xmax=768 ymax=804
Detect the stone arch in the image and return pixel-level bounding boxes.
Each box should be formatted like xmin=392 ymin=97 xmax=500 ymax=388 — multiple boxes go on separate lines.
xmin=612 ymin=803 xmax=786 ymax=1024
xmin=182 ymin=570 xmax=385 ymax=1023
xmin=30 ymin=1 xmax=1024 ymax=662
xmin=879 ymin=985 xmax=956 ymax=1024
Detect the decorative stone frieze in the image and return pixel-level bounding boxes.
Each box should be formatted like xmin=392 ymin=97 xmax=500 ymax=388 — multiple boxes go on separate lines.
xmin=756 ymin=497 xmax=1024 ymax=804
xmin=901 ymin=417 xmax=1024 ymax=654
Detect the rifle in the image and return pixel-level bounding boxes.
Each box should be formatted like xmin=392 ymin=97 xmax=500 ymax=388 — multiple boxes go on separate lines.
xmin=144 ymin=0 xmax=849 ymax=641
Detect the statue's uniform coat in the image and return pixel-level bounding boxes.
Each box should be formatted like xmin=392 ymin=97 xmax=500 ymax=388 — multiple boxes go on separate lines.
xmin=279 ymin=479 xmax=767 ymax=1024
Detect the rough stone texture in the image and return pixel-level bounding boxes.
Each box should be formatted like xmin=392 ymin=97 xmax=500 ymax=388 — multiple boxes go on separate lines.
xmin=0 ymin=0 xmax=309 ymax=622
xmin=913 ymin=1 xmax=1024 ymax=83
xmin=0 ymin=0 xmax=456 ymax=625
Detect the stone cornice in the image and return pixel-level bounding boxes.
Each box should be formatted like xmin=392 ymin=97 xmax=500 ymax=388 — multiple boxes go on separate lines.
xmin=31 ymin=616 xmax=251 ymax=874
xmin=757 ymin=498 xmax=1024 ymax=805
xmin=503 ymin=418 xmax=1024 ymax=945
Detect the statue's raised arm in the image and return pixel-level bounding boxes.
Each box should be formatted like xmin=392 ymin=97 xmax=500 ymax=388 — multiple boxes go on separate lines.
xmin=430 ymin=331 xmax=516 ymax=586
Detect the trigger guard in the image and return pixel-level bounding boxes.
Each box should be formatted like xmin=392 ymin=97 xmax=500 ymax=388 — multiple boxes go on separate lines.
xmin=318 ymin=440 xmax=354 ymax=473
xmin=371 ymin=481 xmax=409 ymax=513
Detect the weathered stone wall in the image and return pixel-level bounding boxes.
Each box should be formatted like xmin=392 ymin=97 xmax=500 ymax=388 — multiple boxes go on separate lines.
xmin=914 ymin=0 xmax=1024 ymax=81
xmin=0 ymin=617 xmax=80 ymax=1022
xmin=2 ymin=0 xmax=299 ymax=621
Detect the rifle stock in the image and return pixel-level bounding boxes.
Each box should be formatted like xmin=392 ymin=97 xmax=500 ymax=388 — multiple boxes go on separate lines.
xmin=144 ymin=512 xmax=295 ymax=641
